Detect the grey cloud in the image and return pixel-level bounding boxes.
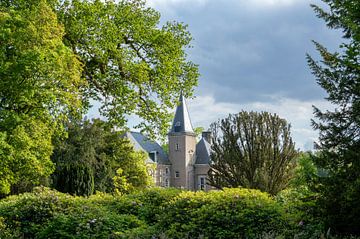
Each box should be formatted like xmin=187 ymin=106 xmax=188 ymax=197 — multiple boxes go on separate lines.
xmin=155 ymin=0 xmax=342 ymax=104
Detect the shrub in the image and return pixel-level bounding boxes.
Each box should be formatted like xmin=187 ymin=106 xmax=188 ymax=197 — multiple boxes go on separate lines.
xmin=158 ymin=188 xmax=289 ymax=238
xmin=112 ymin=187 xmax=181 ymax=224
xmin=4 ymin=186 xmax=357 ymax=238
xmin=0 ymin=187 xmax=147 ymax=238
xmin=37 ymin=213 xmax=144 ymax=239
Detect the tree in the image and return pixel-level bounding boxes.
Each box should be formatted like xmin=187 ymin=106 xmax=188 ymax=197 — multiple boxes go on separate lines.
xmin=307 ymin=0 xmax=360 ymax=235
xmin=0 ymin=0 xmax=83 ymax=195
xmin=0 ymin=0 xmax=198 ymax=194
xmin=51 ymin=119 xmax=153 ymax=196
xmin=52 ymin=0 xmax=199 ymax=137
xmin=113 ymin=151 xmax=154 ymax=195
xmin=208 ymin=111 xmax=298 ymax=195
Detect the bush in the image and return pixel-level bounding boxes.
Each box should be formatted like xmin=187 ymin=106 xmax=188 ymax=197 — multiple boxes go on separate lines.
xmin=3 ymin=186 xmax=357 ymax=238
xmin=0 ymin=187 xmax=147 ymax=238
xmin=157 ymin=188 xmax=289 ymax=238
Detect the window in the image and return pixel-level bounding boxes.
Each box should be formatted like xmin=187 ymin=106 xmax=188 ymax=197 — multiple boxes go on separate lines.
xmin=165 ymin=178 xmax=169 ymax=187
xmin=174 ymin=121 xmax=181 ymax=132
xmin=175 ymin=171 xmax=180 ymax=178
xmin=198 ymin=176 xmax=206 ymax=191
xmin=175 ymin=143 xmax=179 ymax=151
xmin=149 ymin=151 xmax=157 ymax=162
xmin=165 ymin=167 xmax=169 ymax=175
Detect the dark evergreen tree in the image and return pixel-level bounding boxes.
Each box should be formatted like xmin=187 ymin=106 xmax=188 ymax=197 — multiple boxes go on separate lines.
xmin=208 ymin=111 xmax=298 ymax=195
xmin=51 ymin=119 xmax=152 ymax=196
xmin=307 ymin=0 xmax=360 ymax=235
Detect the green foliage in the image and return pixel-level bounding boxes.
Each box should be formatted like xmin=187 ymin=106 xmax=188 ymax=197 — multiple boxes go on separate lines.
xmin=288 ymin=152 xmax=318 ymax=195
xmin=2 ymin=187 xmax=359 ymax=238
xmin=0 ymin=0 xmax=198 ymax=196
xmin=158 ymin=188 xmax=288 ymax=238
xmin=0 ymin=187 xmax=147 ymax=238
xmin=276 ymin=153 xmax=331 ymax=238
xmin=208 ymin=111 xmax=298 ymax=195
xmin=50 ymin=0 xmax=199 ymax=137
xmin=1 ymin=0 xmax=199 ymax=138
xmin=52 ymin=119 xmax=153 ymax=196
xmin=113 ymin=187 xmax=182 ymax=224
xmin=0 ymin=0 xmax=83 ymax=195
xmin=308 ymin=0 xmax=360 ymax=235
xmin=37 ymin=210 xmax=144 ymax=239
xmin=113 ymin=152 xmax=154 ymax=195
xmin=0 ymin=187 xmax=295 ymax=239
xmin=53 ymin=163 xmax=95 ymax=197
xmin=194 ymin=126 xmax=205 ymax=141
xmin=0 ymin=216 xmax=21 ymax=238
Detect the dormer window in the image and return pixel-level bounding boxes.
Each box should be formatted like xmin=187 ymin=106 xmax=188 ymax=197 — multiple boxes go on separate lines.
xmin=149 ymin=151 xmax=157 ymax=162
xmin=174 ymin=121 xmax=181 ymax=132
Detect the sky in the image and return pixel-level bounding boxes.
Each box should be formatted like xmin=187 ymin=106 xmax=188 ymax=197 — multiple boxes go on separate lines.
xmin=144 ymin=0 xmax=343 ymax=151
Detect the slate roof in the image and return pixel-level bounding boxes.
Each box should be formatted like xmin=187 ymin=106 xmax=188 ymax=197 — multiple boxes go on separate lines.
xmin=124 ymin=131 xmax=170 ymax=165
xmin=170 ymin=93 xmax=194 ymax=133
xmin=195 ymin=138 xmax=211 ymax=164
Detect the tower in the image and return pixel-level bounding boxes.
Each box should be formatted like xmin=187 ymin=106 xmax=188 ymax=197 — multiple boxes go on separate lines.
xmin=168 ymin=93 xmax=197 ymax=190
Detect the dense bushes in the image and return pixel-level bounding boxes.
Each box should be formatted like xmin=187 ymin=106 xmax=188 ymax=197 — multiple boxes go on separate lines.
xmin=158 ymin=189 xmax=288 ymax=238
xmin=0 ymin=187 xmax=181 ymax=238
xmin=1 ymin=186 xmax=351 ymax=239
xmin=0 ymin=187 xmax=136 ymax=238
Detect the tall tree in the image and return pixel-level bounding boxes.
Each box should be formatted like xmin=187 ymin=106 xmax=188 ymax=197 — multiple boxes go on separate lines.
xmin=307 ymin=0 xmax=360 ymax=235
xmin=208 ymin=111 xmax=298 ymax=195
xmin=53 ymin=0 xmax=199 ymax=137
xmin=51 ymin=119 xmax=153 ymax=196
xmin=0 ymin=0 xmax=83 ymax=195
xmin=0 ymin=0 xmax=198 ymax=194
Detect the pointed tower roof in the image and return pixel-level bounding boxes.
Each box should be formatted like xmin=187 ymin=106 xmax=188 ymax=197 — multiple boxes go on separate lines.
xmin=170 ymin=93 xmax=194 ymax=133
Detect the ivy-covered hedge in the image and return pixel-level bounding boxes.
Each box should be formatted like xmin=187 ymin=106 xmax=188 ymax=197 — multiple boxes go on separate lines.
xmin=0 ymin=186 xmax=320 ymax=239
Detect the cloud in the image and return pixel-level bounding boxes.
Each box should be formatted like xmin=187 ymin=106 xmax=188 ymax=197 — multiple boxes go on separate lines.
xmin=147 ymin=0 xmax=208 ymax=11
xmin=134 ymin=0 xmax=342 ymax=150
xmin=149 ymin=0 xmax=302 ymax=9
xmin=147 ymin=0 xmax=342 ymax=104
xmin=250 ymin=0 xmax=303 ymax=7
xmin=188 ymin=94 xmax=333 ymax=150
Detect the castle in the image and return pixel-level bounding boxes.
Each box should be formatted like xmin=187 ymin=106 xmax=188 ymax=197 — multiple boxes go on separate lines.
xmin=125 ymin=94 xmax=211 ymax=191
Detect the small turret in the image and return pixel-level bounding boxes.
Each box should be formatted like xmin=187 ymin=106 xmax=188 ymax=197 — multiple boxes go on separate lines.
xmin=168 ymin=92 xmax=196 ymax=190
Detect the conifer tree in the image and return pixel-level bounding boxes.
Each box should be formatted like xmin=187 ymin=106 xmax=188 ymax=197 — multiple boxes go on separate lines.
xmin=307 ymin=0 xmax=360 ymax=235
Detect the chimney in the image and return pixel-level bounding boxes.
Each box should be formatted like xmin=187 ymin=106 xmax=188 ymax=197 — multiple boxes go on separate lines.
xmin=202 ymin=131 xmax=212 ymax=143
